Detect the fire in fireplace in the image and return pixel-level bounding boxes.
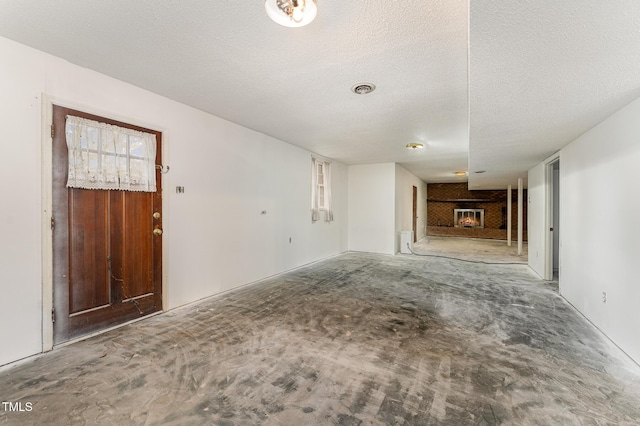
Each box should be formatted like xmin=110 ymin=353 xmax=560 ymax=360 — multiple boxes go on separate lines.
xmin=454 ymin=209 xmax=484 ymax=228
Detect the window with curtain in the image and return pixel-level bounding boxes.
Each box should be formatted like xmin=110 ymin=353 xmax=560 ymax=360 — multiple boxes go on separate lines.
xmin=65 ymin=115 xmax=157 ymax=192
xmin=311 ymin=156 xmax=333 ymax=222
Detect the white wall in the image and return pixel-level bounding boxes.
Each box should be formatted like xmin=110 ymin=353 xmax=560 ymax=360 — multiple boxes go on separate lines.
xmin=348 ymin=164 xmax=396 ymax=255
xmin=0 ymin=37 xmax=44 ymax=366
xmin=395 ymin=165 xmax=427 ymax=253
xmin=0 ymin=36 xmax=348 ymax=366
xmin=529 ymin=96 xmax=640 ymax=364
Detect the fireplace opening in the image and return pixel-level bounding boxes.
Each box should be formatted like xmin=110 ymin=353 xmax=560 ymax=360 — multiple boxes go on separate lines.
xmin=454 ymin=209 xmax=484 ymax=228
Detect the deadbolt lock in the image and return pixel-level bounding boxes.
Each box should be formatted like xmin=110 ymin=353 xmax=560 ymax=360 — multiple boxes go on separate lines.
xmin=153 ymin=212 xmax=161 ymax=219
xmin=153 ymin=228 xmax=163 ymax=236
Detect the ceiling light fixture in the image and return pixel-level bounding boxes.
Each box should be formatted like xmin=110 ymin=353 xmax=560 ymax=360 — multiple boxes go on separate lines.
xmin=351 ymin=83 xmax=376 ymax=95
xmin=453 ymin=171 xmax=467 ymax=177
xmin=265 ymin=0 xmax=317 ymax=27
xmin=405 ymin=143 xmax=424 ymax=150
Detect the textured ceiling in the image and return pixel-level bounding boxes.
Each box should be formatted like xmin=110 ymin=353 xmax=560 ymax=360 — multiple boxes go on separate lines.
xmin=469 ymin=0 xmax=640 ymax=188
xmin=1 ymin=1 xmax=639 ymax=188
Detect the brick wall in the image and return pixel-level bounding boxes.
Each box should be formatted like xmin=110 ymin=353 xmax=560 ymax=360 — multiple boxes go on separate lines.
xmin=427 ymin=183 xmax=527 ymax=241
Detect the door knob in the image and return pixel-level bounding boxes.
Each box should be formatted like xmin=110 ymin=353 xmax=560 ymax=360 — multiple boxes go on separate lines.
xmin=153 ymin=228 xmax=163 ymax=236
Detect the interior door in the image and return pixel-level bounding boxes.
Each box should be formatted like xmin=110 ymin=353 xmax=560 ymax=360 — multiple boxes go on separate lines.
xmin=52 ymin=105 xmax=163 ymax=344
xmin=412 ymin=186 xmax=418 ymax=243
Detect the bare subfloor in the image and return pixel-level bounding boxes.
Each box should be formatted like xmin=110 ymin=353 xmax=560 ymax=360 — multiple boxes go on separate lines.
xmin=412 ymin=236 xmax=528 ymax=264
xmin=2 ymin=251 xmax=640 ymax=425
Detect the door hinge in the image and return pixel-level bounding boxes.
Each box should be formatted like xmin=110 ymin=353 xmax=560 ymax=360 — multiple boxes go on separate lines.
xmin=51 ymin=216 xmax=55 ymax=230
xmin=51 ymin=124 xmax=55 ymax=139
xmin=52 ymin=309 xmax=55 ymax=324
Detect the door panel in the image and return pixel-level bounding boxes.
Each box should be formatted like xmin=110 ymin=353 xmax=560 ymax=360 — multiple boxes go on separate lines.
xmin=68 ymin=189 xmax=110 ymax=314
xmin=113 ymin=190 xmax=154 ymax=299
xmin=52 ymin=105 xmax=162 ymax=344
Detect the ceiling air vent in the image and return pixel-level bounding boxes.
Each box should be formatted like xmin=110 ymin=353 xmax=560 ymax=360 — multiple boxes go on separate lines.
xmin=351 ymin=83 xmax=376 ymax=95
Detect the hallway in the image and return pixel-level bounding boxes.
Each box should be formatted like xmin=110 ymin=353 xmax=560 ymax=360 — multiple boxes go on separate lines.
xmin=1 ymin=251 xmax=639 ymax=425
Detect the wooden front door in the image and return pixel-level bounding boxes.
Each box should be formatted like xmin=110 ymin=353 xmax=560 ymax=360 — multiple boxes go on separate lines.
xmin=52 ymin=106 xmax=163 ymax=344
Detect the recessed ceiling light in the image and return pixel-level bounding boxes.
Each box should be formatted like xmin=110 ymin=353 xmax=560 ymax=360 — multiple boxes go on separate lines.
xmin=405 ymin=143 xmax=424 ymax=150
xmin=453 ymin=171 xmax=467 ymax=177
xmin=474 ymin=170 xmax=487 ymax=174
xmin=351 ymin=83 xmax=376 ymax=95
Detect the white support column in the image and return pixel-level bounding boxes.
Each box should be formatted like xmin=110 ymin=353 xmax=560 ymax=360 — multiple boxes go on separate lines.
xmin=507 ymin=185 xmax=512 ymax=247
xmin=517 ymin=178 xmax=523 ymax=256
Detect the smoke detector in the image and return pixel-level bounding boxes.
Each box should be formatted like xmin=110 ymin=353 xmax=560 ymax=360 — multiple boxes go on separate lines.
xmin=351 ymin=83 xmax=376 ymax=95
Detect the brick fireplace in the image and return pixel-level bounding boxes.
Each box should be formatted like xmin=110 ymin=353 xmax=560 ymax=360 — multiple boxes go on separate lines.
xmin=427 ymin=183 xmax=527 ymax=240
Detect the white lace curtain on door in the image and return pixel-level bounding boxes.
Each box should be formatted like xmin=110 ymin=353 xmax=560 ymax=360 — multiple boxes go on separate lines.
xmin=65 ymin=115 xmax=157 ymax=192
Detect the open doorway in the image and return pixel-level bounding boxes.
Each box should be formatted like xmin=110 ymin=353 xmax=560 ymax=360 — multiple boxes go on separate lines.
xmin=546 ymin=158 xmax=560 ymax=281
xmin=412 ymin=186 xmax=418 ymax=243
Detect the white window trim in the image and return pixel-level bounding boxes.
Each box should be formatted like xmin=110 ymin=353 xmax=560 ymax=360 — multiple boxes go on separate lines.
xmin=317 ymin=162 xmax=327 ymax=210
xmin=311 ymin=156 xmax=333 ymax=222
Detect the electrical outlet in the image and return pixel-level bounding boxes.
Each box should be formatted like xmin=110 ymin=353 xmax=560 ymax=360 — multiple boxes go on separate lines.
xmin=176 ymin=186 xmax=185 ymax=194
xmin=602 ymin=292 xmax=607 ymax=303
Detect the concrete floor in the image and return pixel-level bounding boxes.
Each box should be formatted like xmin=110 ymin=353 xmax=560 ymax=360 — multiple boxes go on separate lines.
xmin=2 ymin=243 xmax=640 ymax=425
xmin=412 ymin=236 xmax=528 ymax=264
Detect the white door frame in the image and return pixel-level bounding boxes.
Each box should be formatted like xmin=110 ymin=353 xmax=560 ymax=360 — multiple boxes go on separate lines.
xmin=544 ymin=153 xmax=560 ymax=281
xmin=40 ymin=96 xmax=54 ymax=352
